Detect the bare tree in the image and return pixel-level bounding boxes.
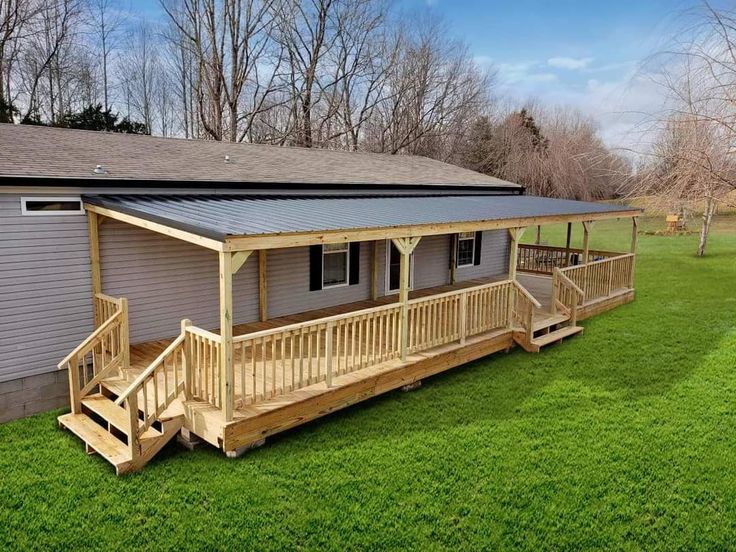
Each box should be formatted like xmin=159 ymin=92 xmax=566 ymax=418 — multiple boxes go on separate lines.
xmin=87 ymin=0 xmax=124 ymax=112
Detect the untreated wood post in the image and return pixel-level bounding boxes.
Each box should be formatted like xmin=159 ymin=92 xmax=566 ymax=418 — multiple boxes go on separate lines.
xmin=507 ymin=227 xmax=526 ymax=281
xmin=119 ymin=297 xmax=130 ymax=371
xmin=629 ymin=216 xmax=638 ymax=288
xmin=127 ymin=393 xmax=140 ymax=461
xmin=449 ymin=234 xmax=457 ymax=284
xmin=393 ymin=237 xmax=421 ymax=362
xmin=459 ymin=292 xmax=467 ymax=345
xmin=67 ymin=354 xmax=81 ymax=414
xmin=181 ymin=318 xmax=192 ymax=399
xmin=88 ymin=210 xmax=102 ymax=326
xmin=371 ymin=241 xmax=380 ymax=301
xmin=582 ymin=221 xmax=592 ymax=301
xmin=325 ymin=321 xmax=334 ymax=387
xmin=258 ymin=250 xmax=268 ymax=322
xmin=219 ymin=252 xmax=234 ymax=422
xmin=507 ymin=227 xmax=526 ymax=319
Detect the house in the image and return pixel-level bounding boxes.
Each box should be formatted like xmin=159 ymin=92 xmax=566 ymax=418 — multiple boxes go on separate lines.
xmin=0 ymin=123 xmax=640 ymax=473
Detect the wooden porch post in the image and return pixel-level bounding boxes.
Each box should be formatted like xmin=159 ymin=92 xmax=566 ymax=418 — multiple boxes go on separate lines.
xmin=564 ymin=222 xmax=572 ymax=265
xmin=535 ymin=225 xmax=541 ymax=245
xmin=371 ymin=240 xmax=380 ymax=301
xmin=258 ymin=250 xmax=268 ymax=322
xmin=507 ymin=227 xmax=526 ymax=281
xmin=219 ymin=251 xmax=235 ymax=422
xmin=582 ymin=221 xmax=592 ymax=264
xmin=87 ymin=210 xmax=102 ymax=326
xmin=629 ymin=216 xmax=639 ymax=288
xmin=392 ymin=237 xmax=421 ymax=362
xmin=449 ymin=234 xmax=457 ymax=285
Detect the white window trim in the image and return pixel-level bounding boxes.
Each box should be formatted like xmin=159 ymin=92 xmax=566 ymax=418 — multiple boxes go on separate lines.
xmin=385 ymin=239 xmax=415 ymax=295
xmin=322 ymin=243 xmax=350 ymax=289
xmin=20 ymin=196 xmax=84 ymax=216
xmin=456 ymin=232 xmax=476 ymax=268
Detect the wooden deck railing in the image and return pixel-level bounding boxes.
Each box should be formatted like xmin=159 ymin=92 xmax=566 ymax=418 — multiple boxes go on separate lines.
xmin=517 ymin=244 xmax=622 ymax=275
xmin=114 ymin=327 xmax=187 ymax=461
xmin=511 ymin=281 xmax=542 ymax=348
xmin=552 ymin=268 xmax=584 ymax=325
xmin=232 ymin=280 xmax=515 ymax=406
xmin=184 ymin=324 xmax=223 ymax=408
xmin=58 ymin=294 xmax=129 ymax=414
xmin=559 ymin=253 xmax=635 ymax=303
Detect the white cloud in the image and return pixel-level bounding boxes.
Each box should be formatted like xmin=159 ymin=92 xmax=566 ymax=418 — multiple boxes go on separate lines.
xmin=547 ymin=56 xmax=594 ymax=70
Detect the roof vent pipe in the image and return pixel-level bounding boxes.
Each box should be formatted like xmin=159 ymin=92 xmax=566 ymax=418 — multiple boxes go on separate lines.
xmin=93 ymin=165 xmax=107 ymax=175
xmin=224 ymin=155 xmax=230 ymax=163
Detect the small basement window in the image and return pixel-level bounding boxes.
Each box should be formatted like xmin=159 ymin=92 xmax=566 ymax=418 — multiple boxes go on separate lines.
xmin=21 ymin=197 xmax=84 ymax=215
xmin=322 ymin=242 xmax=349 ymax=287
xmin=456 ymin=232 xmax=476 ymax=267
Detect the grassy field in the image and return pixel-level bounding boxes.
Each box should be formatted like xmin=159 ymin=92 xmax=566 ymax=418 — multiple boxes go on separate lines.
xmin=2 ymin=216 xmax=736 ymax=551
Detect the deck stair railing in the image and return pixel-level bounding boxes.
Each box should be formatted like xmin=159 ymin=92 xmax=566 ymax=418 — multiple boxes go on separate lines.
xmin=552 ymin=268 xmax=584 ymax=326
xmin=58 ymin=294 xmax=129 ymax=414
xmin=510 ymin=281 xmax=542 ymax=348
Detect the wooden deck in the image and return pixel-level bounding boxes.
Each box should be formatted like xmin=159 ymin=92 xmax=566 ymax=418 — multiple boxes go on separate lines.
xmin=61 ymin=268 xmax=634 ymax=470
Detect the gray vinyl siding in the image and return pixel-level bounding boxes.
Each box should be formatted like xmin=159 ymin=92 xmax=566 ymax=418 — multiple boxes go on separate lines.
xmin=100 ymin=220 xmax=258 ymax=343
xmin=455 ymin=230 xmax=510 ymax=281
xmin=0 ymin=194 xmax=94 ymax=383
xmin=267 ymin=244 xmax=372 ymax=319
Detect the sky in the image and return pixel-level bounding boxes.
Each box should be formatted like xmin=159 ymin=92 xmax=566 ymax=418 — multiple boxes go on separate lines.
xmin=130 ymin=0 xmax=713 ymax=151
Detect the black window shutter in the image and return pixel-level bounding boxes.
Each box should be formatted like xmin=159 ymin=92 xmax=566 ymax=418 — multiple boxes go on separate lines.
xmin=309 ymin=245 xmax=323 ymax=291
xmin=349 ymin=242 xmax=360 ymax=285
xmin=473 ymin=231 xmax=483 ymax=265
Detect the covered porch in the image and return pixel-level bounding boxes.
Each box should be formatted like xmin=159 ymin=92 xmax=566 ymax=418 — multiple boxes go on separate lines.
xmin=57 ymin=194 xmax=640 ymax=473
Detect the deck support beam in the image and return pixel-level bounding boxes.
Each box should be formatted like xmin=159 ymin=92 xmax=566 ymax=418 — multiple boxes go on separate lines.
xmin=392 ymin=237 xmax=421 ymax=362
xmin=258 ymin=250 xmax=268 ymax=322
xmin=219 ymin=251 xmax=234 ymax=422
xmin=87 ymin=210 xmax=102 ymax=325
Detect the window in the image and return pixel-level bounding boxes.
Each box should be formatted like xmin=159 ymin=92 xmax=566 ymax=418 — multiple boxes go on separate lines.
xmin=456 ymin=232 xmax=476 ymax=267
xmin=21 ymin=197 xmax=84 ymax=216
xmin=322 ymin=242 xmax=349 ymax=287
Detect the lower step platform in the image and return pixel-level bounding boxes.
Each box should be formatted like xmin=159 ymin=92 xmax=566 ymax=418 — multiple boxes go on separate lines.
xmin=531 ymin=325 xmax=584 ymax=350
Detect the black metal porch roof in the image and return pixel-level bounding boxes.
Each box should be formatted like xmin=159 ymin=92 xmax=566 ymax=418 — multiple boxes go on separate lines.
xmin=82 ymin=194 xmax=638 ymax=241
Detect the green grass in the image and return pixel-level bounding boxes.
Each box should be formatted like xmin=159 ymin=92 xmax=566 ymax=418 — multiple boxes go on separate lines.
xmin=2 ymin=217 xmax=736 ymax=551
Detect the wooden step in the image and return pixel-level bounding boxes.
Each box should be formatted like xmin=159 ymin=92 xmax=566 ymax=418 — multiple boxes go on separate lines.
xmin=81 ymin=394 xmax=162 ymax=439
xmin=58 ymin=413 xmax=131 ymax=468
xmin=531 ymin=325 xmax=583 ymax=348
xmin=533 ymin=313 xmax=570 ymax=332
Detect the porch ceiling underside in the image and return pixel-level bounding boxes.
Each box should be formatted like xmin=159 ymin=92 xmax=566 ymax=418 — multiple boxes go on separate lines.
xmin=83 ymin=194 xmax=639 ymax=249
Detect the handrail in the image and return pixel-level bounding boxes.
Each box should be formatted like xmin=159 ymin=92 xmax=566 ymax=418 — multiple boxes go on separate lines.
xmin=57 ymin=311 xmax=122 ymax=369
xmin=234 ymin=279 xmax=513 ymax=343
xmin=114 ymin=333 xmax=186 ymax=406
xmin=553 ymin=268 xmax=584 ymax=298
xmin=519 ymin=243 xmax=622 ymax=257
xmin=513 ymin=281 xmax=542 ymax=308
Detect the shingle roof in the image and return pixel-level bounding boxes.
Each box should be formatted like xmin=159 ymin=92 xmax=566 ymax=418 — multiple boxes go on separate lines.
xmin=0 ymin=123 xmax=519 ymax=189
xmin=83 ymin=194 xmax=637 ymax=240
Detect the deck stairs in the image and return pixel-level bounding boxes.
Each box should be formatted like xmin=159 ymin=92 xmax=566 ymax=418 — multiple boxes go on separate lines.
xmin=58 ymin=373 xmax=184 ymax=475
xmin=515 ymin=309 xmax=583 ymax=353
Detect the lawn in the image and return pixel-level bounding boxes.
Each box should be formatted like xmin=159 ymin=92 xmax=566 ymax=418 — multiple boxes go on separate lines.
xmin=2 ymin=217 xmax=736 ymax=551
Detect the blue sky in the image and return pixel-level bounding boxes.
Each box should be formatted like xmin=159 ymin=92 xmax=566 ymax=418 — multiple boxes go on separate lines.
xmin=129 ymin=0 xmax=708 ymax=149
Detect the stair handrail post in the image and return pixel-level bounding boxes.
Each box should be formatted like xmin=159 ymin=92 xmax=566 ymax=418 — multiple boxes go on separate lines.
xmin=126 ymin=391 xmax=140 ymax=461
xmin=180 ymin=319 xmax=192 ymax=400
xmin=459 ymin=291 xmax=467 ymax=345
xmin=67 ymin=353 xmax=82 ymax=414
xmin=119 ymin=297 xmax=130 ymax=371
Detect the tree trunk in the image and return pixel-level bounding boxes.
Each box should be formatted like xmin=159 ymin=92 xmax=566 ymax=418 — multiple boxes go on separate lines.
xmin=697 ymin=196 xmax=716 ymax=257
